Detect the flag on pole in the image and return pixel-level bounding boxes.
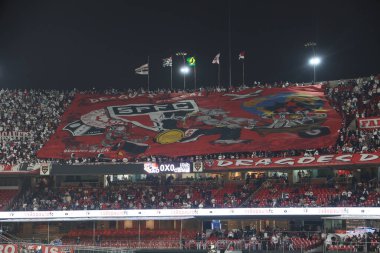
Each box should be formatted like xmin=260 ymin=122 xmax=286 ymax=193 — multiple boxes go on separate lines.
xmin=135 ymin=63 xmax=149 ymax=75
xmin=212 ymin=53 xmax=220 ymax=64
xmin=186 ymin=56 xmax=196 ymax=66
xmin=239 ymin=51 xmax=245 ymax=60
xmin=162 ymin=57 xmax=172 ymax=67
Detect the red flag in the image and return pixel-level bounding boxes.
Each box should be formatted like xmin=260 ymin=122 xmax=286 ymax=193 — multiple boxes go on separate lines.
xmin=239 ymin=51 xmax=245 ymax=60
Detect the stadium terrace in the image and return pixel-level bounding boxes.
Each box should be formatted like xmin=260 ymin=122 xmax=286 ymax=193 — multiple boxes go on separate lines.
xmin=1 ymin=75 xmax=380 ymax=253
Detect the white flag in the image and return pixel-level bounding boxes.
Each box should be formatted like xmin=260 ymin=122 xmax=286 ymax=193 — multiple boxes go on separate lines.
xmin=135 ymin=63 xmax=149 ymax=75
xmin=162 ymin=57 xmax=172 ymax=67
xmin=212 ymin=53 xmax=220 ymax=64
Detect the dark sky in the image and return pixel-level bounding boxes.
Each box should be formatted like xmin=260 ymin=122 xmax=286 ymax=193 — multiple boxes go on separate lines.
xmin=0 ymin=0 xmax=379 ymax=90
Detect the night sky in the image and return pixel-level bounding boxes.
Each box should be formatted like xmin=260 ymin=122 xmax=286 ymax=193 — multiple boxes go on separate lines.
xmin=0 ymin=0 xmax=379 ymax=90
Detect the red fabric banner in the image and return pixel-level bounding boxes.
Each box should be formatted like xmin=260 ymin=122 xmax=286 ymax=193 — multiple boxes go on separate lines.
xmin=38 ymin=85 xmax=341 ymax=159
xmin=203 ymin=152 xmax=380 ymax=171
xmin=0 ymin=244 xmax=73 ymax=253
xmin=0 ymin=164 xmax=40 ymax=174
xmin=358 ymin=117 xmax=380 ymax=130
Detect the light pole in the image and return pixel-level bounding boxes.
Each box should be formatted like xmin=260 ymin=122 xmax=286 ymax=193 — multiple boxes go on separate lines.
xmin=176 ymin=52 xmax=187 ymax=90
xmin=304 ymin=42 xmax=319 ymax=83
xmin=309 ymin=57 xmax=321 ymax=83
xmin=180 ymin=66 xmax=190 ymax=90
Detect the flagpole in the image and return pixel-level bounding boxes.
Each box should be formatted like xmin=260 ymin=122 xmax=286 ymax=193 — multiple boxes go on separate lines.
xmin=218 ymin=63 xmax=221 ymax=87
xmin=147 ymin=56 xmax=150 ymax=91
xmin=194 ymin=65 xmax=197 ymax=90
xmin=170 ymin=59 xmax=173 ymax=90
xmin=242 ymin=60 xmax=245 ymax=85
xmin=228 ymin=0 xmax=232 ymax=88
xmin=183 ymin=56 xmax=186 ymax=90
xmin=176 ymin=52 xmax=187 ymax=91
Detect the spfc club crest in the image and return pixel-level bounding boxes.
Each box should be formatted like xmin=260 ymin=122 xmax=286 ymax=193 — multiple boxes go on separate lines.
xmin=193 ymin=161 xmax=204 ymax=172
xmin=40 ymin=164 xmax=50 ymax=175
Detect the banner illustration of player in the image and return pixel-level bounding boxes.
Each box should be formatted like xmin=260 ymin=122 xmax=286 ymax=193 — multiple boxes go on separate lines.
xmin=38 ymin=85 xmax=341 ymax=159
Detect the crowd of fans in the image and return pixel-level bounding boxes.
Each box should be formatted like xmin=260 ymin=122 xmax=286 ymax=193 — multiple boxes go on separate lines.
xmin=0 ymin=89 xmax=75 ymax=165
xmin=60 ymin=225 xmax=323 ymax=251
xmin=244 ymin=176 xmax=380 ymax=208
xmin=327 ymin=75 xmax=380 ymax=154
xmin=7 ymin=226 xmax=380 ymax=252
xmin=0 ymin=75 xmax=379 ymax=166
xmin=10 ymin=176 xmax=259 ymax=211
xmin=326 ymin=231 xmax=380 ymax=252
xmin=33 ymin=226 xmax=380 ymax=252
xmin=9 ymin=172 xmax=380 ymax=211
xmin=202 ymin=227 xmax=322 ymax=251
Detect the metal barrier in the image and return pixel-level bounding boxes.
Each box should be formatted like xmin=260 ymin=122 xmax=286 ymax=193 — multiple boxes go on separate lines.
xmin=74 ymin=246 xmax=134 ymax=253
xmin=1 ymin=240 xmax=312 ymax=252
xmin=0 ymin=243 xmax=134 ymax=253
xmin=4 ymin=239 xmax=380 ymax=253
xmin=186 ymin=239 xmax=311 ymax=252
xmin=323 ymin=241 xmax=380 ymax=253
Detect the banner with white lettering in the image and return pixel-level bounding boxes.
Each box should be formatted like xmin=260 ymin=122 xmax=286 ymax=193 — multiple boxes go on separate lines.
xmin=358 ymin=117 xmax=380 ymax=130
xmin=204 ymin=152 xmax=380 ymax=171
xmin=0 ymin=131 xmax=30 ymax=141
xmin=144 ymin=162 xmax=192 ymax=173
xmin=0 ymin=245 xmax=73 ymax=253
xmin=38 ymin=85 xmax=341 ymax=159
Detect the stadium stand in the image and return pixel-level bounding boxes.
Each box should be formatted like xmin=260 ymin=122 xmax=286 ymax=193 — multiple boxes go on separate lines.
xmin=0 ymin=75 xmax=380 ymax=252
xmin=10 ymin=178 xmax=258 ymax=211
xmin=0 ymin=89 xmax=75 ymax=165
xmin=0 ymin=189 xmax=19 ymax=210
xmin=7 ymin=170 xmax=380 ymax=211
xmin=245 ymin=177 xmax=380 ymax=208
xmin=0 ymin=75 xmax=379 ymax=166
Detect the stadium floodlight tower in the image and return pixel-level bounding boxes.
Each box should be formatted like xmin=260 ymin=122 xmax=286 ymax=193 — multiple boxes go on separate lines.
xmin=180 ymin=66 xmax=190 ymax=74
xmin=176 ymin=51 xmax=187 ymax=90
xmin=180 ymin=66 xmax=190 ymax=90
xmin=304 ymin=41 xmax=320 ymax=83
xmin=309 ymin=56 xmax=321 ymax=84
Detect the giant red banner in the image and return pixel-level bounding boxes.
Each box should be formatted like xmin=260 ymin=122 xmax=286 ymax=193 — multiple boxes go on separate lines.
xmin=38 ymin=85 xmax=341 ymax=159
xmin=203 ymin=152 xmax=380 ymax=171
